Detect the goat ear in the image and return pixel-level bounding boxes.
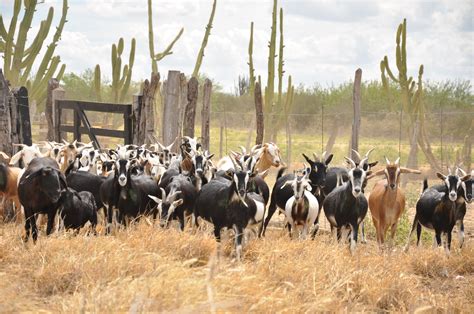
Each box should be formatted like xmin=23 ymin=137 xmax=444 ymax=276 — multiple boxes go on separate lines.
xmin=301 ymin=153 xmax=314 ymax=165
xmin=324 ymin=154 xmax=333 ymax=166
xmin=400 ymin=167 xmax=421 ymax=175
xmin=173 ymin=199 xmax=184 ymax=206
xmin=368 ymin=161 xmax=378 ymax=168
xmin=206 ymin=153 xmax=215 ymax=160
xmin=436 ymin=172 xmax=446 ymax=181
xmin=461 ymin=174 xmax=471 ymax=182
xmin=365 ymin=170 xmax=372 ymax=177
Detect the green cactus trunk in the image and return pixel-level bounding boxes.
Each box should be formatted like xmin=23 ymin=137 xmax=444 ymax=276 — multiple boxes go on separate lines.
xmin=192 ymin=0 xmax=217 ymax=78
xmin=1 ymin=0 xmax=68 ymax=108
xmin=93 ymin=64 xmax=102 ymax=102
xmin=148 ymin=0 xmax=184 ymax=74
xmin=110 ymin=38 xmax=135 ymax=104
xmin=248 ymin=21 xmax=255 ymax=96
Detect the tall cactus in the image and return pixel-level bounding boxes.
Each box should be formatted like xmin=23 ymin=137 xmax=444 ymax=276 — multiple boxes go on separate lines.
xmin=380 ymin=18 xmax=440 ymax=170
xmin=192 ymin=0 xmax=217 ymax=78
xmin=148 ymin=0 xmax=184 ymax=74
xmin=0 ymin=0 xmax=68 ymax=106
xmin=248 ymin=21 xmax=255 ymax=96
xmin=110 ymin=37 xmax=135 ymax=103
xmin=264 ymin=0 xmax=278 ymax=122
xmin=92 ymin=64 xmax=101 ymax=102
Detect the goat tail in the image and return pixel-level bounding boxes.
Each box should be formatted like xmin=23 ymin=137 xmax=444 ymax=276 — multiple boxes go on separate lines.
xmin=276 ymin=167 xmax=287 ymax=180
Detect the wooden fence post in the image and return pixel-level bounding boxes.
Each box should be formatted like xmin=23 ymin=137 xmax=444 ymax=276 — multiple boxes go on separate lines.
xmin=183 ymin=77 xmax=199 ymax=137
xmin=52 ymin=86 xmax=65 ymax=141
xmin=12 ymin=87 xmax=32 ymax=146
xmin=178 ymin=73 xmax=187 ymax=140
xmin=132 ymin=93 xmax=143 ymax=145
xmin=46 ymin=79 xmax=60 ymax=140
xmin=255 ymin=82 xmax=264 ymax=145
xmin=201 ymin=79 xmax=212 ymax=151
xmin=162 ymin=71 xmax=181 ymax=149
xmin=0 ymin=69 xmax=13 ymax=156
xmin=349 ymin=68 xmax=362 ymax=160
xmin=144 ymin=72 xmax=160 ymax=145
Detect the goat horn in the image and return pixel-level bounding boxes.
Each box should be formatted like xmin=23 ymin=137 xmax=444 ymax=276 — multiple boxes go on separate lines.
xmin=12 ymin=143 xmax=27 ymax=148
xmin=351 ymin=149 xmax=361 ymax=162
xmin=456 ymin=167 xmax=467 ymax=176
xmin=160 ymin=188 xmax=166 ymax=201
xmin=365 ymin=148 xmax=375 ymax=158
xmin=384 ymin=156 xmax=391 ymax=165
xmin=0 ymin=151 xmax=10 ymax=160
xmin=394 ymin=157 xmax=400 ymax=166
xmin=344 ymin=157 xmax=357 ymax=168
xmin=239 ymin=146 xmax=247 ymax=155
xmin=312 ymin=152 xmax=320 ymax=162
xmin=321 ymin=151 xmax=327 ymax=161
xmin=229 ymin=155 xmax=239 ymax=171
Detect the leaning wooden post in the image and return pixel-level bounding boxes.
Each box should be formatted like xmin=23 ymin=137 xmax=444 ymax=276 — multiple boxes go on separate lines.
xmin=255 ymin=81 xmax=264 ymax=145
xmin=183 ymin=77 xmax=199 ymax=137
xmin=201 ymin=78 xmax=212 ymax=151
xmin=52 ymin=86 xmax=66 ymax=142
xmin=46 ymin=79 xmax=60 ymax=140
xmin=349 ymin=68 xmax=362 ymax=160
xmin=162 ymin=71 xmax=181 ymax=150
xmin=144 ymin=72 xmax=160 ymax=145
xmin=178 ymin=73 xmax=188 ymax=140
xmin=0 ymin=69 xmax=13 ymax=156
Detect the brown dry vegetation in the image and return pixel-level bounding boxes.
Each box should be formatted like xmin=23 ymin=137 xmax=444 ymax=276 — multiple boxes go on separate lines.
xmin=0 ymin=216 xmax=473 ymax=312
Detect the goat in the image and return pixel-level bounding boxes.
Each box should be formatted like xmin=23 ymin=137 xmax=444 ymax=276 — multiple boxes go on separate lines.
xmin=181 ymin=136 xmax=201 ymax=157
xmin=148 ymin=173 xmax=197 ymax=230
xmin=260 ymin=151 xmax=333 ymax=237
xmin=323 ymin=156 xmax=371 ymax=253
xmin=66 ymin=170 xmax=106 ymax=216
xmin=9 ymin=144 xmax=43 ymax=168
xmin=151 ymin=142 xmax=175 ymax=168
xmin=406 ymin=170 xmax=471 ymax=253
xmin=194 ymin=159 xmax=260 ymax=261
xmin=282 ymin=168 xmax=320 ymax=239
xmin=18 ymin=157 xmax=67 ymax=242
xmin=368 ymin=157 xmax=421 ymax=247
xmin=0 ymin=161 xmax=22 ymax=221
xmin=100 ymin=153 xmax=159 ymax=232
xmin=58 ymin=188 xmax=97 ymax=233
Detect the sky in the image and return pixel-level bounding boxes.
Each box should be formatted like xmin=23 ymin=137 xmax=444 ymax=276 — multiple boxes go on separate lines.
xmin=0 ymin=0 xmax=472 ymax=93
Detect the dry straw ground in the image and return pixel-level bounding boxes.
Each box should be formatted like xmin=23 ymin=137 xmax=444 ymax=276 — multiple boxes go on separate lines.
xmin=0 ymin=216 xmax=473 ymax=312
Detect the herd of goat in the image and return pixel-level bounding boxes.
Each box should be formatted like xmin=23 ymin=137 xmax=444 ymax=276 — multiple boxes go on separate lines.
xmin=0 ymin=137 xmax=472 ymax=260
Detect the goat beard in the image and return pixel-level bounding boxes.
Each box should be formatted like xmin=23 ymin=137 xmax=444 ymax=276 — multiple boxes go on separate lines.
xmin=238 ymin=194 xmax=248 ymax=208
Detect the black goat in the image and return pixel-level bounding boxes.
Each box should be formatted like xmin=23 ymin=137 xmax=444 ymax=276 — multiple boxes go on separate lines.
xmin=323 ymin=157 xmax=371 ymax=253
xmin=405 ymin=170 xmax=471 ymax=253
xmin=58 ymin=188 xmax=97 ymax=233
xmin=194 ymin=165 xmax=259 ymax=260
xmin=66 ymin=170 xmax=106 ymax=213
xmin=259 ymin=152 xmax=333 ymax=237
xmin=149 ymin=174 xmax=197 ymax=230
xmin=18 ymin=157 xmax=67 ymax=242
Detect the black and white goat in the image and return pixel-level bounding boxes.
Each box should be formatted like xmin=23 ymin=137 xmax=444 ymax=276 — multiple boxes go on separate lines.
xmin=405 ymin=169 xmax=471 ymax=253
xmin=260 ymin=151 xmax=333 ymax=237
xmin=148 ymin=174 xmax=197 ymax=230
xmin=194 ymin=158 xmax=260 ymax=260
xmin=281 ymin=168 xmax=320 ymax=239
xmin=323 ymin=157 xmax=371 ymax=253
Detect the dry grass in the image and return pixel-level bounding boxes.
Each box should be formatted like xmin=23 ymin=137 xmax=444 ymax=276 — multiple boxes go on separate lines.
xmin=0 ymin=219 xmax=473 ymax=313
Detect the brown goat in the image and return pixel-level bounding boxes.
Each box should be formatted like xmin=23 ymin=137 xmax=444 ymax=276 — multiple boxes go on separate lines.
xmin=0 ymin=159 xmax=23 ymax=222
xmin=368 ymin=157 xmax=421 ymax=246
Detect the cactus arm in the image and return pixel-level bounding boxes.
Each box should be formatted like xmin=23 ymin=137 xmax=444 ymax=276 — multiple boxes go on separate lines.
xmin=277 ymin=7 xmax=284 ymax=113
xmin=31 ymin=0 xmax=68 ymax=89
xmin=248 ymin=21 xmax=255 ymax=95
xmin=12 ymin=0 xmax=38 ymax=84
xmin=0 ymin=15 xmax=9 ymax=40
xmin=119 ymin=38 xmax=135 ymax=103
xmin=380 ymin=60 xmax=388 ymax=89
xmin=3 ymin=0 xmax=22 ymax=79
xmin=382 ymin=56 xmax=399 ymax=83
xmin=154 ymin=28 xmax=183 ymax=61
xmin=93 ymin=64 xmax=101 ymax=101
xmin=20 ymin=9 xmax=54 ymax=84
xmin=147 ymin=0 xmax=157 ymax=73
xmin=265 ymin=0 xmax=277 ymax=114
xmin=192 ymin=0 xmax=217 ymax=78
xmin=56 ymin=63 xmax=66 ymax=81
xmin=30 ymin=55 xmax=61 ymax=102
